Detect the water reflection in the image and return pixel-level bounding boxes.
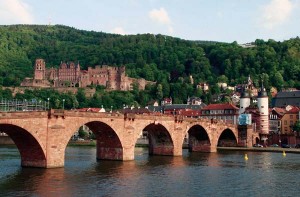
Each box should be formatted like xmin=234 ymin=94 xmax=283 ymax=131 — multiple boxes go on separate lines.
xmin=1 ymin=146 xmax=300 ymax=196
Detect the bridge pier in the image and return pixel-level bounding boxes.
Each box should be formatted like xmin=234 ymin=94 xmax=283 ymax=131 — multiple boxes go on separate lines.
xmin=189 ymin=144 xmax=217 ymax=153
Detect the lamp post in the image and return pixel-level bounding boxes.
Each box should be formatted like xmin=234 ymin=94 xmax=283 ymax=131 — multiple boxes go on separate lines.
xmin=62 ymin=99 xmax=65 ymax=110
xmin=47 ymin=98 xmax=50 ymax=110
xmin=110 ymin=105 xmax=113 ymax=113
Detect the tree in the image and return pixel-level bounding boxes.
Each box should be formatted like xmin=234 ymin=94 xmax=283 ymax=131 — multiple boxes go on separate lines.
xmin=271 ymin=71 xmax=284 ymax=91
xmin=293 ymin=121 xmax=300 ymax=133
xmin=78 ymin=126 xmax=88 ymax=139
xmin=156 ymin=84 xmax=163 ymax=100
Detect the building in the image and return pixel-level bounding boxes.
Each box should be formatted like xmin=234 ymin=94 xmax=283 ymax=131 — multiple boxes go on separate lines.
xmin=269 ymin=107 xmax=285 ymax=134
xmin=21 ymin=59 xmax=154 ymax=91
xmin=201 ymin=103 xmax=239 ymax=124
xmin=280 ymin=106 xmax=300 ymax=135
xmin=272 ymin=90 xmax=300 ymax=107
xmin=147 ymin=96 xmax=206 ymax=117
xmin=196 ymin=82 xmax=209 ymax=91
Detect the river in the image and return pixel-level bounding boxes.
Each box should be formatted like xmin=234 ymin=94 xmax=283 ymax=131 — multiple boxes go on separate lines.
xmin=0 ymin=145 xmax=299 ymax=197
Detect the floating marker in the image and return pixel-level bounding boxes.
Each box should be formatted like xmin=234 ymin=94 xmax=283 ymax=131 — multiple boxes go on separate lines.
xmin=283 ymin=151 xmax=286 ymax=157
xmin=244 ymin=153 xmax=248 ymax=160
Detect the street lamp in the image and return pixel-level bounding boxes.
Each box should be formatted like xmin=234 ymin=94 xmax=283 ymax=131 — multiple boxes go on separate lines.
xmin=62 ymin=99 xmax=65 ymax=110
xmin=110 ymin=105 xmax=113 ymax=113
xmin=47 ymin=98 xmax=50 ymax=110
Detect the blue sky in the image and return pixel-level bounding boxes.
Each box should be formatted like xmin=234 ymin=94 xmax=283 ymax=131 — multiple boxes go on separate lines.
xmin=0 ymin=0 xmax=299 ymax=43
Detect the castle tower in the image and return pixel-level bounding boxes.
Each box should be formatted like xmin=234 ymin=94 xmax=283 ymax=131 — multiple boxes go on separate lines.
xmin=257 ymin=79 xmax=269 ymax=137
xmin=239 ymin=85 xmax=251 ymax=114
xmin=34 ymin=59 xmax=46 ymax=80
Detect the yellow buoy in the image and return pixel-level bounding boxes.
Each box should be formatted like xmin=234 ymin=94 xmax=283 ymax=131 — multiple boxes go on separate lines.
xmin=283 ymin=151 xmax=286 ymax=156
xmin=244 ymin=154 xmax=248 ymax=160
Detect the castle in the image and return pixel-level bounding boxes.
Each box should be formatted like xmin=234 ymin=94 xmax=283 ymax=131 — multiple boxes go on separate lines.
xmin=21 ymin=59 xmax=153 ymax=90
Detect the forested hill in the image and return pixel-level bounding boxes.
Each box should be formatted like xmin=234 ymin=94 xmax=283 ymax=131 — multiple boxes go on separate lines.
xmin=0 ymin=24 xmax=300 ymax=105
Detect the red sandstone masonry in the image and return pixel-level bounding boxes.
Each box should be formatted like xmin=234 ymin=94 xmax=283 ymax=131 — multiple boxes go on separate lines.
xmin=0 ymin=110 xmax=252 ymax=168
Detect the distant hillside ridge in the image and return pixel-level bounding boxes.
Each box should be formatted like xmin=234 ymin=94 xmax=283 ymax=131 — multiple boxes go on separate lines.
xmin=0 ymin=24 xmax=299 ymax=93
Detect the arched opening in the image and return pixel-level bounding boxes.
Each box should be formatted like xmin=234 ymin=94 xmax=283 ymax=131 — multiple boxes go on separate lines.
xmin=218 ymin=129 xmax=237 ymax=147
xmin=68 ymin=121 xmax=123 ymax=160
xmin=141 ymin=123 xmax=174 ymax=156
xmin=188 ymin=125 xmax=211 ymax=152
xmin=0 ymin=124 xmax=46 ymax=167
xmin=255 ymin=137 xmax=260 ymax=144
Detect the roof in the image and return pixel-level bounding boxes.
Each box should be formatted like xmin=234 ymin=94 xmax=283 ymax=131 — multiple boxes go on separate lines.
xmin=272 ymin=91 xmax=300 ymax=107
xmin=272 ymin=107 xmax=286 ymax=115
xmin=286 ymin=106 xmax=300 ymax=114
xmin=77 ymin=108 xmax=104 ymax=112
xmin=202 ymin=103 xmax=239 ymax=110
xmin=180 ymin=110 xmax=201 ymax=116
xmin=121 ymin=107 xmax=151 ymax=114
xmin=164 ymin=104 xmax=206 ymax=110
xmin=146 ymin=103 xmax=207 ymax=112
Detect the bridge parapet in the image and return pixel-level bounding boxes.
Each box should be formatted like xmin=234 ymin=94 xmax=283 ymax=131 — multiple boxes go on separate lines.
xmin=0 ymin=111 xmax=48 ymax=119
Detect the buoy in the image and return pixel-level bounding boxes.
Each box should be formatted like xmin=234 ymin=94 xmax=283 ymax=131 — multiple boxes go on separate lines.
xmin=283 ymin=151 xmax=286 ymax=156
xmin=244 ymin=154 xmax=248 ymax=160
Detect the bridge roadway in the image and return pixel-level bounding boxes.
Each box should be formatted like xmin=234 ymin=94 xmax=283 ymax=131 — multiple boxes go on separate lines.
xmin=0 ymin=109 xmax=254 ymax=168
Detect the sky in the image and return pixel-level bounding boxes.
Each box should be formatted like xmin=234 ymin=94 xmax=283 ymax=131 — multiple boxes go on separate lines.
xmin=0 ymin=0 xmax=300 ymax=43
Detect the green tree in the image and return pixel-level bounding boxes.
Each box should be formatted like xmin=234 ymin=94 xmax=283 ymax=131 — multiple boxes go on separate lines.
xmin=293 ymin=121 xmax=300 ymax=133
xmin=156 ymin=84 xmax=163 ymax=100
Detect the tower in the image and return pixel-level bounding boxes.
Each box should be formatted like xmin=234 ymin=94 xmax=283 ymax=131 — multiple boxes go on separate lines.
xmin=257 ymin=79 xmax=269 ymax=138
xmin=239 ymin=85 xmax=251 ymax=114
xmin=34 ymin=59 xmax=46 ymax=80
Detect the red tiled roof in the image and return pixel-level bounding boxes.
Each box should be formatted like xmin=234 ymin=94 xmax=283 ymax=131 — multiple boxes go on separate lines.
xmin=77 ymin=108 xmax=102 ymax=112
xmin=272 ymin=107 xmax=286 ymax=115
xmin=287 ymin=106 xmax=300 ymax=113
xmin=180 ymin=110 xmax=201 ymax=116
xmin=202 ymin=103 xmax=239 ymax=110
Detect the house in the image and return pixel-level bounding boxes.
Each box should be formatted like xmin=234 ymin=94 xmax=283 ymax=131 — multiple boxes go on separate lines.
xmin=200 ymin=103 xmax=239 ymax=124
xmin=272 ymin=90 xmax=300 ymax=107
xmin=196 ymin=82 xmax=209 ymax=91
xmin=269 ymin=107 xmax=285 ymax=134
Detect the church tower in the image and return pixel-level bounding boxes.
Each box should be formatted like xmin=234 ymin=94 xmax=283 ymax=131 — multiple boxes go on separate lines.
xmin=257 ymin=79 xmax=269 ymax=138
xmin=34 ymin=59 xmax=46 ymax=80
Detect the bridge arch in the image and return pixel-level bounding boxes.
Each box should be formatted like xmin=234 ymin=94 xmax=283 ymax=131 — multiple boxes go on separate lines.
xmin=0 ymin=124 xmax=46 ymax=167
xmin=62 ymin=120 xmax=124 ymax=161
xmin=217 ymin=128 xmax=238 ymax=147
xmin=140 ymin=123 xmax=174 ymax=156
xmin=187 ymin=124 xmax=212 ymax=152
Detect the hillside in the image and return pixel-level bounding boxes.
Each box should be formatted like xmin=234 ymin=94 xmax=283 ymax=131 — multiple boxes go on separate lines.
xmin=0 ymin=24 xmax=299 ymax=108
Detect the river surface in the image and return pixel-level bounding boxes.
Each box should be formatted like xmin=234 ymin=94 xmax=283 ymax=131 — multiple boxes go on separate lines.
xmin=0 ymin=145 xmax=299 ymax=197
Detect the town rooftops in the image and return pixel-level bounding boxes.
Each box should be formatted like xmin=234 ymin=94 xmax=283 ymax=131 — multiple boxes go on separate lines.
xmin=272 ymin=90 xmax=300 ymax=107
xmin=202 ymin=103 xmax=239 ymax=110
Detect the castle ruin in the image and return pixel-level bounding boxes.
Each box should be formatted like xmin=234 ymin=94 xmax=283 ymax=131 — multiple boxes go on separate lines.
xmin=21 ymin=59 xmax=154 ymax=91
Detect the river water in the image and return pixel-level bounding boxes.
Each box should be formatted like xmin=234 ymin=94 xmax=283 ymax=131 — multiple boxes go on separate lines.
xmin=0 ymin=145 xmax=299 ymax=197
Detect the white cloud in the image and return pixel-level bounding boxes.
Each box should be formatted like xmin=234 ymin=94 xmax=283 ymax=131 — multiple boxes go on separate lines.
xmin=111 ymin=27 xmax=127 ymax=35
xmin=260 ymin=0 xmax=294 ymax=29
xmin=149 ymin=7 xmax=171 ymax=25
xmin=0 ymin=0 xmax=34 ymax=24
xmin=149 ymin=7 xmax=173 ymax=34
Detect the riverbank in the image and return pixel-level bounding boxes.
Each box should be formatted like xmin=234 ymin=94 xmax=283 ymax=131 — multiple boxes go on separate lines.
xmin=2 ymin=139 xmax=300 ymax=154
xmin=218 ymin=147 xmax=300 ymax=154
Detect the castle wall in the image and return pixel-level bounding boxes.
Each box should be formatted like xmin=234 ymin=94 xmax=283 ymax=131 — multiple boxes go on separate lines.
xmin=22 ymin=59 xmax=154 ymax=91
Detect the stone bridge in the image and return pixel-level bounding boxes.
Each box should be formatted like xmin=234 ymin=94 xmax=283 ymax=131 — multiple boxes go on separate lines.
xmin=0 ymin=110 xmax=253 ymax=168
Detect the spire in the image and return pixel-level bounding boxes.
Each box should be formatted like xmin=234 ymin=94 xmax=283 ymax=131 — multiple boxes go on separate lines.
xmin=258 ymin=77 xmax=268 ymax=97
